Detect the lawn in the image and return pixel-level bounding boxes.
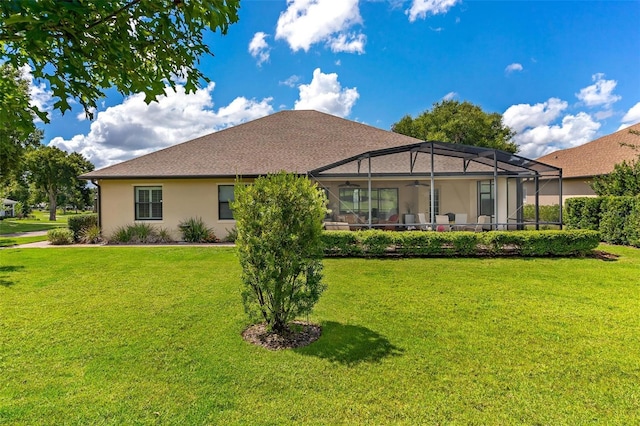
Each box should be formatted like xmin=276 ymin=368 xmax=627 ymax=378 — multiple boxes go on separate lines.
xmin=1 ymin=246 xmax=639 ymax=424
xmin=0 ymin=234 xmax=47 ymax=248
xmin=0 ymin=211 xmax=75 ymax=235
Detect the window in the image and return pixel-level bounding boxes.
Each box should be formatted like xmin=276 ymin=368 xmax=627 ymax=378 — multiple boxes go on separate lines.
xmin=338 ymin=188 xmax=398 ymax=219
xmin=478 ymin=180 xmax=494 ymax=216
xmin=135 ymin=186 xmax=162 ymax=220
xmin=218 ymin=185 xmax=235 ymax=220
xmin=427 ymin=188 xmax=440 ymax=216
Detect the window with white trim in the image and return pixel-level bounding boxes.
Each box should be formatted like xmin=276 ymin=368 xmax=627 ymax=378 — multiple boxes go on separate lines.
xmin=135 ymin=186 xmax=162 ymax=220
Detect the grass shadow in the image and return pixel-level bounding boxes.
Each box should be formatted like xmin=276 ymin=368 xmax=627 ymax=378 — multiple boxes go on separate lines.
xmin=0 ymin=265 xmax=25 ymax=287
xmin=295 ymin=321 xmax=404 ymax=365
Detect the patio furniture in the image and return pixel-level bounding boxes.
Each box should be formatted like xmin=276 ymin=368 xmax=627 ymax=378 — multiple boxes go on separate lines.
xmin=435 ymin=215 xmax=450 ymax=232
xmin=474 ymin=215 xmax=491 ymax=232
xmin=416 ymin=213 xmax=429 ymax=230
xmin=382 ymin=214 xmax=399 ymax=231
xmin=453 ymin=213 xmax=468 ymax=231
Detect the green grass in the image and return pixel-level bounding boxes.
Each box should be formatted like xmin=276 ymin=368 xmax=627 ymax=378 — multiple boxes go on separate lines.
xmin=1 ymin=246 xmax=639 ymax=424
xmin=0 ymin=211 xmax=79 ymax=235
xmin=0 ymin=234 xmax=47 ymax=247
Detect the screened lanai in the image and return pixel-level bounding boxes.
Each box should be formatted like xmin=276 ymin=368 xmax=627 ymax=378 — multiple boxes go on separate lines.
xmin=308 ymin=141 xmax=562 ymax=231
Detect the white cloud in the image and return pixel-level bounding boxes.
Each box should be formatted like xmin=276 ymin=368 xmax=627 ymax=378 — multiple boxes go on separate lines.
xmin=294 ymin=68 xmax=359 ymax=117
xmin=279 ymin=75 xmax=301 ymax=88
xmin=503 ymin=98 xmax=568 ymax=133
xmin=275 ymin=0 xmax=364 ymax=53
xmin=619 ymin=101 xmax=640 ymax=129
xmin=505 ymin=63 xmax=523 ymax=74
xmin=576 ymin=73 xmax=621 ymax=107
xmin=49 ymin=83 xmax=273 ymax=169
xmin=19 ymin=65 xmax=53 ymax=120
xmin=442 ymin=91 xmax=457 ymax=101
xmin=248 ymin=32 xmax=271 ymax=66
xmin=76 ymin=107 xmax=97 ymax=121
xmin=329 ymin=33 xmax=366 ymax=54
xmin=406 ymin=0 xmax=460 ymax=22
xmin=504 ymin=98 xmax=600 ymax=158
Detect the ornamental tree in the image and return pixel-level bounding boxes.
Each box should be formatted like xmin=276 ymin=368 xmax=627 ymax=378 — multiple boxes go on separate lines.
xmin=232 ymin=172 xmax=327 ymax=334
xmin=392 ymin=100 xmax=518 ymax=153
xmin=0 ymin=0 xmax=240 ymax=119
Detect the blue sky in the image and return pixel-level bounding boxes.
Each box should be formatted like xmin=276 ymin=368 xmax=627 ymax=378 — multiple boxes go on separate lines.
xmin=30 ymin=0 xmax=640 ymax=169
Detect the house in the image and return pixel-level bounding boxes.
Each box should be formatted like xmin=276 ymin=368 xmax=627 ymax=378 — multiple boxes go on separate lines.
xmin=527 ymin=123 xmax=640 ymax=205
xmin=1 ymin=198 xmax=17 ymax=218
xmin=80 ymin=110 xmax=561 ymax=240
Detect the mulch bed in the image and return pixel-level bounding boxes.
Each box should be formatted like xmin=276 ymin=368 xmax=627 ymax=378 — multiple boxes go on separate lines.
xmin=241 ymin=320 xmax=322 ymax=350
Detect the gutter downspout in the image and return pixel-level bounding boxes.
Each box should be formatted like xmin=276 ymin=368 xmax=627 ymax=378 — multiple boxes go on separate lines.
xmin=91 ymin=179 xmax=101 ymax=229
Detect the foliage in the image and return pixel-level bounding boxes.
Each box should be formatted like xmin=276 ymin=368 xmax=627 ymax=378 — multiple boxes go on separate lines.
xmin=233 ymin=172 xmax=327 ymax=333
xmin=0 ymin=64 xmax=41 ymax=181
xmin=24 ymin=145 xmax=94 ymax=221
xmin=321 ymin=229 xmax=600 ymax=257
xmin=178 ymin=217 xmax=216 ymax=243
xmin=46 ymin=228 xmax=74 ymax=245
xmin=0 ymin=0 xmax=240 ymax=119
xmin=564 ymin=197 xmax=603 ymax=230
xmin=591 ymin=158 xmax=640 ymax=196
xmin=67 ymin=214 xmax=98 ymax=241
xmin=522 ymin=204 xmax=562 ymax=223
xmin=599 ymin=196 xmax=636 ymax=245
xmin=222 ymin=227 xmax=238 ymax=243
xmin=78 ymin=225 xmax=102 ymax=244
xmin=391 ymin=100 xmax=518 ymax=153
xmin=565 ymin=196 xmax=640 ymax=247
xmin=2 ymin=246 xmax=640 ymax=424
xmin=109 ymin=223 xmax=172 ymax=244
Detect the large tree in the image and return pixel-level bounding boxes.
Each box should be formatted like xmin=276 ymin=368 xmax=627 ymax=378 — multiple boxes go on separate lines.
xmin=0 ymin=64 xmax=41 ymax=181
xmin=0 ymin=0 xmax=240 ymax=119
xmin=24 ymin=146 xmax=94 ymax=220
xmin=392 ymin=100 xmax=518 ymax=153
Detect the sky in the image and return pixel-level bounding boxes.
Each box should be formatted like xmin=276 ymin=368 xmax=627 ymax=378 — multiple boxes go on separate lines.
xmin=27 ymin=0 xmax=640 ymax=170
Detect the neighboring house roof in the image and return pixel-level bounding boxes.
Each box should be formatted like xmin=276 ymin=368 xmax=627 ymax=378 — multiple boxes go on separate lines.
xmin=81 ymin=110 xmax=423 ymax=180
xmin=536 ymin=123 xmax=640 ymax=179
xmin=2 ymin=198 xmax=18 ymax=205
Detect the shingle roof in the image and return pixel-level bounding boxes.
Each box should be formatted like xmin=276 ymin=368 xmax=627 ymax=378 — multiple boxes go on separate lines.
xmin=81 ymin=110 xmax=423 ymax=179
xmin=536 ymin=123 xmax=640 ymax=178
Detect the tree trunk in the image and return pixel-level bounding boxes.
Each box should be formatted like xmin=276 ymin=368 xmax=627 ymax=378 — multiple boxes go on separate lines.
xmin=48 ymin=190 xmax=57 ymax=221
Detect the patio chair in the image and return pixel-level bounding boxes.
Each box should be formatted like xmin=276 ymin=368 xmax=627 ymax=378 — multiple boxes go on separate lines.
xmin=416 ymin=213 xmax=429 ymax=230
xmin=435 ymin=215 xmax=450 ymax=232
xmin=382 ymin=214 xmax=399 ymax=231
xmin=453 ymin=213 xmax=468 ymax=231
xmin=474 ymin=215 xmax=491 ymax=232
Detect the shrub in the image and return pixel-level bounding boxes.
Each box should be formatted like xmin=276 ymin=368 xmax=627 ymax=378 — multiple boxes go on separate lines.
xmin=222 ymin=227 xmax=238 ymax=243
xmin=628 ymin=197 xmax=640 ymax=247
xmin=178 ymin=217 xmax=216 ymax=243
xmin=156 ymin=228 xmax=174 ymax=243
xmin=321 ymin=229 xmax=600 ymax=257
xmin=47 ymin=228 xmax=74 ymax=245
xmin=68 ymin=214 xmax=98 ymax=241
xmin=233 ymin=172 xmax=327 ymax=333
xmin=109 ymin=223 xmax=165 ymax=244
xmin=522 ymin=204 xmax=561 ymax=223
xmin=599 ymin=196 xmax=636 ymax=245
xmin=79 ymin=225 xmax=102 ymax=244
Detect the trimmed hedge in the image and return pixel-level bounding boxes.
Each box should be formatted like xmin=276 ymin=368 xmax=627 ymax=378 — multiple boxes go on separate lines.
xmin=565 ymin=196 xmax=640 ymax=246
xmin=67 ymin=214 xmax=98 ymax=241
xmin=322 ymin=229 xmax=600 ymax=257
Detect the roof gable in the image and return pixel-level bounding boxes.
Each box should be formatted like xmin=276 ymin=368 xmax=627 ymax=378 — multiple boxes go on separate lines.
xmin=536 ymin=123 xmax=640 ymax=178
xmin=81 ymin=110 xmax=423 ymax=179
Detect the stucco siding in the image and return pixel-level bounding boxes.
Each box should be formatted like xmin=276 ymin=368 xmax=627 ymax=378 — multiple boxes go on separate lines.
xmin=98 ymin=178 xmax=238 ymax=241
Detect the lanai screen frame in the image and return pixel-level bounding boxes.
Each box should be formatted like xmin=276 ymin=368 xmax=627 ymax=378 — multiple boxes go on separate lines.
xmin=308 ymin=141 xmax=563 ymax=230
